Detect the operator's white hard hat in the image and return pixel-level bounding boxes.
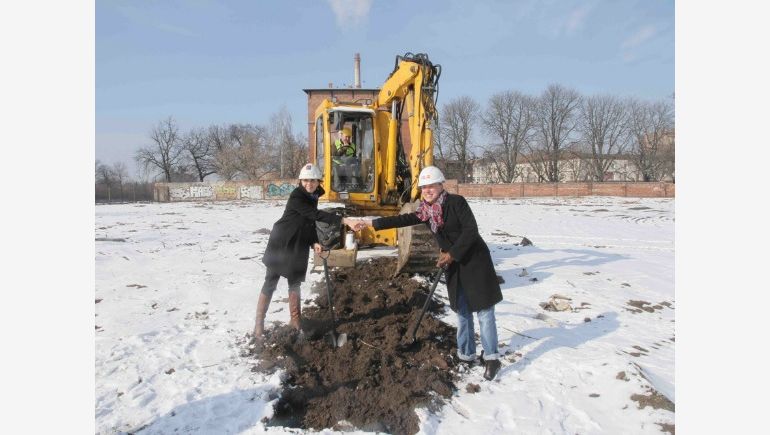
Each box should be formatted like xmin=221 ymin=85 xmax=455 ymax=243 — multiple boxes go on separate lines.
xmin=298 ymin=163 xmax=323 ymax=180
xmin=417 ymin=165 xmax=446 ymax=187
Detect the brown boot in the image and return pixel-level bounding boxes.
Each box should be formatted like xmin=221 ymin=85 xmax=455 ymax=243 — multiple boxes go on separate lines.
xmin=288 ymin=291 xmax=302 ymax=330
xmin=252 ymin=292 xmax=272 ymax=338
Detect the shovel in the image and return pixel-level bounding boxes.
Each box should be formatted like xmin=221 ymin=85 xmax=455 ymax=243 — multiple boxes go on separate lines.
xmin=320 ymin=250 xmax=347 ymax=348
xmin=398 ymin=266 xmax=445 ymax=350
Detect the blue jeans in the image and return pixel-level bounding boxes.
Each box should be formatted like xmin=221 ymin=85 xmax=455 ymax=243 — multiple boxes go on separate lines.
xmin=456 ymin=284 xmax=499 ymax=361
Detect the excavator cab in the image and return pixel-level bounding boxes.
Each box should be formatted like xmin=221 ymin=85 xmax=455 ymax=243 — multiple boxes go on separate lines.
xmin=328 ymin=110 xmax=375 ymax=194
xmin=314 ymin=106 xmax=378 ymax=201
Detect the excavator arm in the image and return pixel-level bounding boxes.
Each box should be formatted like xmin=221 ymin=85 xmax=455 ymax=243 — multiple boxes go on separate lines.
xmin=373 ymin=53 xmax=442 ymax=274
xmin=374 ymin=53 xmax=441 ymax=203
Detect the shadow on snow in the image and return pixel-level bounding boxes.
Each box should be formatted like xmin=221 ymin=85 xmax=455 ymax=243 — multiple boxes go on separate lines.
xmin=500 ymin=311 xmax=620 ymax=376
xmin=489 ymin=243 xmax=627 ymax=290
xmin=129 ymin=386 xmax=274 ymax=435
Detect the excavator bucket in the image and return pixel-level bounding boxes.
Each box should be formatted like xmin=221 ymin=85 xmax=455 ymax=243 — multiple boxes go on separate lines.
xmin=395 ymin=202 xmax=440 ymax=275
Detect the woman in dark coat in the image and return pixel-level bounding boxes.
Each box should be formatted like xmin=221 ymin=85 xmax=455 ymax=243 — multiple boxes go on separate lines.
xmin=357 ymin=166 xmax=503 ymax=380
xmin=253 ymin=163 xmax=358 ymax=340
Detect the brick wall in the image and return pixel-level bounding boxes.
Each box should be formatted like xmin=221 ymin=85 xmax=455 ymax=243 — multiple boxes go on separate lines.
xmin=457 ymin=182 xmax=674 ymax=198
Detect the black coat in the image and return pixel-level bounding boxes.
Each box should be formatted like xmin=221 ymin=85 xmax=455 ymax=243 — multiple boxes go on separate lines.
xmin=373 ymin=193 xmax=502 ymax=312
xmin=262 ymin=186 xmax=341 ymax=282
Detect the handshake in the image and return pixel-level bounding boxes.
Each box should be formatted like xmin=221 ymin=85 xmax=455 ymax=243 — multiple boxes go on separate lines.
xmin=341 ymin=217 xmax=372 ymax=232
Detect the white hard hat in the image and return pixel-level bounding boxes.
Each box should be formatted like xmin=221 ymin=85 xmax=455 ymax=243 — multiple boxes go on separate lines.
xmin=417 ymin=166 xmax=446 ymax=187
xmin=298 ymin=163 xmax=323 ymax=180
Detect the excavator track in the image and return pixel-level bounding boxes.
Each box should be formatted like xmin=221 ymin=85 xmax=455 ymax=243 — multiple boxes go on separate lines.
xmin=395 ymin=201 xmax=440 ymax=275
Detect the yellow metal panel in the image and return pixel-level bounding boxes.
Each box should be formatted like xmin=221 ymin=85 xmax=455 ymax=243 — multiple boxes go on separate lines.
xmin=357 ymin=227 xmax=397 ymax=247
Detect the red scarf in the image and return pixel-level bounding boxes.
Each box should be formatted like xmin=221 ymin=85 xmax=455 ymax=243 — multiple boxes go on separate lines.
xmin=415 ymin=190 xmax=448 ymax=233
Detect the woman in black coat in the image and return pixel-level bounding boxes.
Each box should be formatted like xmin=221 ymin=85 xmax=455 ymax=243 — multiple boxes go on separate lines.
xmin=253 ymin=163 xmax=358 ymax=340
xmin=357 ymin=166 xmax=503 ymax=380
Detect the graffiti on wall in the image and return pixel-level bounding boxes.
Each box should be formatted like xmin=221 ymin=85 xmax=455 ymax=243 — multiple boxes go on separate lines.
xmin=169 ymin=187 xmax=189 ymax=199
xmin=161 ymin=180 xmax=298 ymax=201
xmin=266 ymin=183 xmax=294 ymax=198
xmin=215 ymin=184 xmax=237 ymax=200
xmin=240 ymin=185 xmax=263 ymax=199
xmin=190 ymin=185 xmax=214 ymax=198
xmin=169 ymin=185 xmax=214 ymax=200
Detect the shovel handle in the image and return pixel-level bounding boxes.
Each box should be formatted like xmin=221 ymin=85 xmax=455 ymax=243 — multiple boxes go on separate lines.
xmin=407 ymin=267 xmax=445 ymax=343
xmin=321 ymin=255 xmax=338 ymax=331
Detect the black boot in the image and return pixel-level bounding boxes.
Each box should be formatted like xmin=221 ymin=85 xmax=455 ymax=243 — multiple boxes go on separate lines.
xmin=483 ymin=359 xmax=501 ymax=381
xmin=455 ymin=355 xmax=477 ymax=370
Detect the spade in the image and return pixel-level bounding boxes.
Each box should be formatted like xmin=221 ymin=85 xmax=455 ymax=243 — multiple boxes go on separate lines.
xmin=398 ymin=266 xmax=445 ymax=351
xmin=320 ymin=251 xmax=347 ymax=348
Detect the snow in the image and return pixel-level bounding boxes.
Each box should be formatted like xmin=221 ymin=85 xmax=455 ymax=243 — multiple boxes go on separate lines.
xmin=95 ymin=196 xmax=674 ymax=434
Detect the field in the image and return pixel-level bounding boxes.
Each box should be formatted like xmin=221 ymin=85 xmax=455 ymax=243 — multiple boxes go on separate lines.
xmin=95 ymin=196 xmax=674 ymax=434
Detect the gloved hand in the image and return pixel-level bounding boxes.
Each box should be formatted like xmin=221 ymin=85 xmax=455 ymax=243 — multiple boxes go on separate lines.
xmin=437 ymin=251 xmax=453 ymax=268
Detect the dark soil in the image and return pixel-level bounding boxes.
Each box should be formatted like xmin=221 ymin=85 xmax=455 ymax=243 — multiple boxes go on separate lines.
xmin=246 ymin=257 xmax=461 ymax=435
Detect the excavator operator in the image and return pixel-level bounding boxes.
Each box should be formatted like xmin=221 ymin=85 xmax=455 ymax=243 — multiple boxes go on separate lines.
xmin=334 ymin=127 xmax=356 ymax=158
xmin=332 ymin=126 xmax=358 ymax=190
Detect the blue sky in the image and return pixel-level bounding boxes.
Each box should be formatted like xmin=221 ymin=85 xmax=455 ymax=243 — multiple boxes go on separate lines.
xmin=96 ymin=0 xmax=674 ymax=177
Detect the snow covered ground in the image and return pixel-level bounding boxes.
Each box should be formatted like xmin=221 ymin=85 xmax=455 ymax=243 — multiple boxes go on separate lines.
xmin=95 ymin=196 xmax=674 ymax=434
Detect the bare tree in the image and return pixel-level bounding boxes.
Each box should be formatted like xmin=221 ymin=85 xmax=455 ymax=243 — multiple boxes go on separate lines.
xmin=95 ymin=159 xmax=102 ymax=184
xmin=182 ymin=127 xmax=217 ymax=181
xmin=433 ymin=115 xmax=449 ymax=176
xmin=268 ymin=108 xmax=307 ymax=178
xmin=95 ymin=161 xmax=116 ymax=201
xmin=561 ymin=142 xmax=592 ymax=182
xmin=439 ymin=96 xmax=480 ymax=183
xmin=482 ymin=91 xmax=536 ymax=183
xmin=628 ymin=99 xmax=675 ymax=181
xmin=283 ymin=132 xmax=308 ymax=179
xmin=135 ymin=116 xmax=184 ymax=182
xmin=524 ymin=150 xmax=548 ymax=182
xmin=531 ymin=84 xmax=582 ymax=182
xmin=578 ymin=94 xmax=631 ymax=181
xmin=208 ymin=124 xmax=240 ymax=181
xmin=112 ymin=162 xmax=129 ymax=200
xmin=230 ymin=124 xmax=274 ymax=180
xmin=434 ymin=123 xmax=446 ymax=162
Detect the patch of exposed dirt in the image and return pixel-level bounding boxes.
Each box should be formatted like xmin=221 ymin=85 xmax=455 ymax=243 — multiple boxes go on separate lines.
xmin=631 ymin=389 xmax=675 ymax=412
xmin=630 ymin=387 xmax=675 ymax=433
xmin=246 ymin=257 xmax=460 ymax=435
xmin=626 ymin=300 xmax=666 ymax=314
xmin=465 ymin=383 xmax=481 ymax=393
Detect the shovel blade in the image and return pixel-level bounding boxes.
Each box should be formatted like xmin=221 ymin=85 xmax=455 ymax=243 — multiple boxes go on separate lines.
xmin=326 ymin=331 xmax=348 ymax=348
xmin=396 ymin=337 xmax=419 ymax=353
xmin=336 ymin=333 xmax=348 ymax=347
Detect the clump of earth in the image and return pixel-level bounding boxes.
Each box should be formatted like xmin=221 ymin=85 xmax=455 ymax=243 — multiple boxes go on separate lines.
xmin=245 ymin=257 xmax=462 ymax=435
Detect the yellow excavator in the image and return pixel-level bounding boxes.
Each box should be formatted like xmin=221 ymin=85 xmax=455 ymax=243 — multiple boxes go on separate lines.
xmin=311 ymin=52 xmax=441 ymax=274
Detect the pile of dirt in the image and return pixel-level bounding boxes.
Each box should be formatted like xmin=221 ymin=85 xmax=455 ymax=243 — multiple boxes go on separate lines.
xmin=246 ymin=257 xmax=461 ymax=435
